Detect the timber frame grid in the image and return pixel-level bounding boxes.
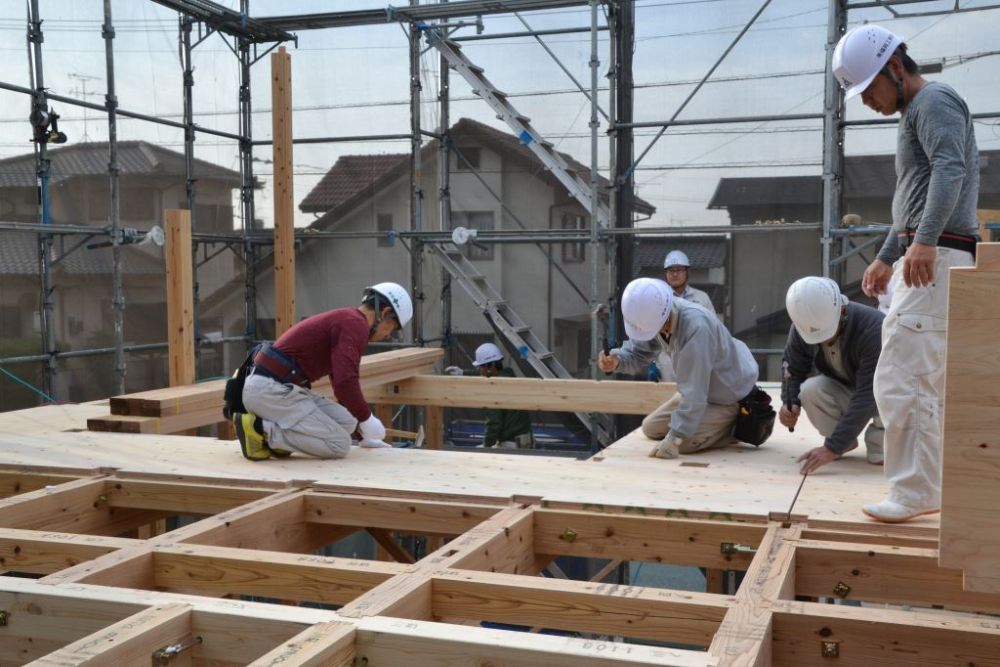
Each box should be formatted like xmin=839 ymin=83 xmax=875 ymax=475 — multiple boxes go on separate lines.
xmin=6 ymin=0 xmax=1000 ymax=400
xmin=1 ymin=467 xmax=999 ymax=666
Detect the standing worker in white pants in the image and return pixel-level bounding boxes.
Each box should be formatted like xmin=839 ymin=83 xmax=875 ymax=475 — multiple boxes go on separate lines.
xmin=833 ymin=25 xmax=979 ymax=522
xmin=232 ymin=282 xmax=413 ymax=461
xmin=599 ymin=278 xmax=759 ymax=459
xmin=781 ymin=277 xmax=885 ymax=474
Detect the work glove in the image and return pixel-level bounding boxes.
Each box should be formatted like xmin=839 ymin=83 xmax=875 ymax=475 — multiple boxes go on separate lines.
xmin=649 ymin=432 xmax=684 ymax=459
xmin=444 ymin=365 xmax=463 ymax=376
xmin=358 ymin=415 xmax=386 ymax=441
xmin=359 ymin=439 xmax=392 ymax=449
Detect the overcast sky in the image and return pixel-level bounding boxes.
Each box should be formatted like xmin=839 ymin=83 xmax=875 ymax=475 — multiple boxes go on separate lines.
xmin=0 ymin=0 xmax=997 ymax=228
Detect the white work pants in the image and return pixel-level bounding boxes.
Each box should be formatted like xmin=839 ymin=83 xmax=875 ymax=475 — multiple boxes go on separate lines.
xmin=242 ymin=373 xmax=356 ymax=459
xmin=641 ymin=392 xmax=739 ymax=453
xmin=799 ymin=374 xmax=883 ymax=455
xmin=873 ymin=247 xmax=974 ymax=508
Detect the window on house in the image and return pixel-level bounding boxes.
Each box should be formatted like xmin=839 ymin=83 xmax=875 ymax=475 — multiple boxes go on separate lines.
xmin=453 ymin=147 xmax=481 ymax=171
xmin=453 ymin=211 xmax=494 ymax=261
xmin=561 ymin=212 xmax=587 ymax=263
xmin=377 ymin=213 xmax=394 ymax=248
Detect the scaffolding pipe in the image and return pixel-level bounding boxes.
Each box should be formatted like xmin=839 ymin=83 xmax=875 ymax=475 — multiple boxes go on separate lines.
xmin=821 ymin=1 xmax=847 ymax=279
xmin=103 ymin=0 xmax=126 ymax=395
xmin=588 ymin=0 xmax=601 ymax=386
xmin=181 ymin=15 xmax=202 ymax=375
xmin=455 ymin=25 xmax=608 ymax=41
xmin=409 ymin=7 xmax=425 ymax=346
xmin=27 ymin=0 xmax=57 ymax=400
xmin=618 ymin=112 xmax=821 ymax=130
xmin=238 ymin=4 xmax=258 ymax=346
xmin=251 ymin=133 xmax=414 ymax=146
xmin=438 ymin=2 xmax=453 ymax=367
xmin=0 ymin=337 xmax=248 ymax=367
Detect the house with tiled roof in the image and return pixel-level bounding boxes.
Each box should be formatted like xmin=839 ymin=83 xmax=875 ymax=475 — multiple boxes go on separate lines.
xmin=0 ymin=142 xmax=241 ymax=408
xmin=206 ymin=117 xmax=656 ymax=378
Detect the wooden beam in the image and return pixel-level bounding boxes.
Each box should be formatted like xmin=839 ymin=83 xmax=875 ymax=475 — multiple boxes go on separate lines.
xmin=0 ymin=529 xmax=135 ymax=575
xmin=29 ymin=603 xmax=193 ymax=666
xmin=367 ymin=375 xmax=676 ymax=414
xmin=424 ymin=405 xmax=443 ymax=449
xmin=709 ymin=526 xmax=799 ymax=666
xmin=247 ymin=621 xmax=356 ymax=667
xmin=366 ymin=528 xmax=416 ymax=565
xmin=105 ymin=479 xmax=271 ymax=516
xmin=302 ymin=491 xmax=498 ymax=536
xmin=165 ymin=209 xmax=195 ymax=387
xmin=431 ymin=569 xmax=728 ymax=645
xmin=795 ymin=539 xmax=1000 ymax=613
xmin=271 ymin=45 xmax=295 ymax=336
xmin=151 ymin=543 xmax=403 ymax=605
xmin=940 ymin=245 xmax=1000 ymax=593
xmin=533 ymin=508 xmax=765 ymax=570
xmin=354 ymin=616 xmax=716 ymax=667
xmin=771 ymin=602 xmax=1000 ymax=666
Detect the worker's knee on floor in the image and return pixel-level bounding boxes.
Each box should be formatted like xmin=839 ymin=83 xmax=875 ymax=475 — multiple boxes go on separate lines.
xmin=641 ymin=416 xmax=668 ymax=440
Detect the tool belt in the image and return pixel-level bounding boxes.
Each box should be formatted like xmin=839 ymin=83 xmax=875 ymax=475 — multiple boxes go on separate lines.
xmin=251 ymin=343 xmax=310 ymax=388
xmin=897 ymin=229 xmax=977 ymax=257
xmin=222 ymin=342 xmax=265 ymax=420
xmin=732 ymin=385 xmax=775 ymax=447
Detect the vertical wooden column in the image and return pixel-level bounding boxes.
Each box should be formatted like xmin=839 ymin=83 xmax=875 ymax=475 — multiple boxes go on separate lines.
xmin=424 ymin=406 xmax=443 ymax=450
xmin=165 ymin=209 xmax=195 ymax=387
xmin=271 ymin=45 xmax=295 ymax=336
xmin=939 ymin=242 xmax=1000 ymax=593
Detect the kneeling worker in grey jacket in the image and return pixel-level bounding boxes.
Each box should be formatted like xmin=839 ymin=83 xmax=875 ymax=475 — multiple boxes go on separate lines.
xmin=598 ymin=277 xmax=759 ymax=459
xmin=782 ymin=277 xmax=885 ymax=474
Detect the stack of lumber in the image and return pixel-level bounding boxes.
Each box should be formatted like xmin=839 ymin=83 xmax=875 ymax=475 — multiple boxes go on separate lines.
xmin=87 ymin=347 xmax=443 ymax=435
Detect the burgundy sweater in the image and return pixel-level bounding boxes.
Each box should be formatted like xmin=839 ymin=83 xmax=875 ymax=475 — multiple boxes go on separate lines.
xmin=274 ymin=308 xmax=371 ymax=422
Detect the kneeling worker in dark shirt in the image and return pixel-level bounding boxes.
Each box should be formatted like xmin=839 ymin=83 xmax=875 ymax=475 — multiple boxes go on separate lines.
xmin=232 ymin=282 xmax=412 ymax=461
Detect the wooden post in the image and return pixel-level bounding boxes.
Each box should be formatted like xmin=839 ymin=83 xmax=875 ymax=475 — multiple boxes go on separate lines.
xmin=271 ymin=45 xmax=295 ymax=336
xmin=424 ymin=406 xmax=444 ymax=450
xmin=165 ymin=209 xmax=195 ymax=387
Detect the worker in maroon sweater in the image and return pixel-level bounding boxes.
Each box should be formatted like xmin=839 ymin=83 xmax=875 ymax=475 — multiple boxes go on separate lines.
xmin=233 ymin=282 xmax=413 ymax=461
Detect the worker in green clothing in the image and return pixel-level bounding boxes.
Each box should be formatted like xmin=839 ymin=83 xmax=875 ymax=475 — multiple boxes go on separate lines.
xmin=445 ymin=343 xmax=535 ymax=449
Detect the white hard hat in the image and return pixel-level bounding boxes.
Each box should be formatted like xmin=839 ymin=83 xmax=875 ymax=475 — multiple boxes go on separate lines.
xmin=621 ymin=278 xmax=673 ymax=342
xmin=832 ymin=24 xmax=904 ymax=100
xmin=472 ymin=342 xmax=504 ymax=367
xmin=366 ymin=282 xmax=413 ymax=327
xmin=663 ymin=250 xmax=691 ymax=269
xmin=786 ymin=277 xmax=848 ymax=345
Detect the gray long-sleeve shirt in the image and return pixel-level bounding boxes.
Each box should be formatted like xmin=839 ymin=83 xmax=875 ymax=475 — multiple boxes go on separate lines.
xmin=780 ymin=302 xmax=885 ymax=455
xmin=877 ymin=81 xmax=980 ymax=265
xmin=613 ymin=299 xmax=758 ymax=439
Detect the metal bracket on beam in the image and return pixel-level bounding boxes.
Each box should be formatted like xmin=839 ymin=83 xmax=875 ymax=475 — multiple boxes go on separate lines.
xmin=821 ymin=640 xmax=840 ymax=658
xmin=720 ymin=542 xmax=757 ymax=556
xmin=832 ymin=581 xmax=851 ymax=598
xmin=152 ymin=636 xmax=203 ymax=665
xmin=0 ymin=610 xmax=8 ymax=626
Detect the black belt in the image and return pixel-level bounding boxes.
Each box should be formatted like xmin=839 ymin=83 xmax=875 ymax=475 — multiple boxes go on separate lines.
xmin=898 ymin=230 xmax=977 ymax=257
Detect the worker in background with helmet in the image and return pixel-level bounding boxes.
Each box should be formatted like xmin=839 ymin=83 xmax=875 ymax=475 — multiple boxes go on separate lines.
xmin=782 ymin=277 xmax=885 ymax=474
xmin=445 ymin=343 xmax=534 ymax=449
xmin=653 ymin=249 xmax=719 ymax=383
xmin=833 ymin=25 xmax=979 ymax=522
xmin=598 ymin=277 xmax=759 ymax=459
xmin=232 ymin=282 xmax=413 ymax=461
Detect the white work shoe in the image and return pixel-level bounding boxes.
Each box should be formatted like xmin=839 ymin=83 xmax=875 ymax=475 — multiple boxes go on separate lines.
xmin=862 ymin=499 xmax=939 ymax=523
xmin=649 ymin=437 xmax=680 ymax=459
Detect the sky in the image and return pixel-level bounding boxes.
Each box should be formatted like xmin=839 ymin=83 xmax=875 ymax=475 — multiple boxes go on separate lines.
xmin=0 ymin=0 xmax=998 ymax=229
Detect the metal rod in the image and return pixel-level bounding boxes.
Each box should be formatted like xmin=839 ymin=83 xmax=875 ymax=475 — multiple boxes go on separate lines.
xmin=624 ymin=0 xmax=774 ymax=181
xmin=821 ymin=0 xmax=847 ymax=279
xmin=439 ymin=1 xmax=453 ymax=368
xmin=0 ymin=337 xmax=247 ymax=367
xmin=454 ymin=25 xmax=608 ymax=42
xmin=409 ymin=5 xmax=425 ymax=347
xmin=251 ymin=133 xmax=414 ymax=146
xmin=103 ymin=0 xmax=126 ymax=395
xmin=842 ymin=110 xmax=1000 ymax=127
xmin=618 ymin=112 xmax=822 ymax=130
xmin=238 ymin=10 xmax=259 ymax=346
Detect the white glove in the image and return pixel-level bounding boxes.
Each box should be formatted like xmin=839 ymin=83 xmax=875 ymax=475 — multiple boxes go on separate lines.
xmin=444 ymin=365 xmax=463 ymax=376
xmin=359 ymin=439 xmax=392 ymax=449
xmin=359 ymin=415 xmax=386 ymax=441
xmin=649 ymin=433 xmax=684 ymax=459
